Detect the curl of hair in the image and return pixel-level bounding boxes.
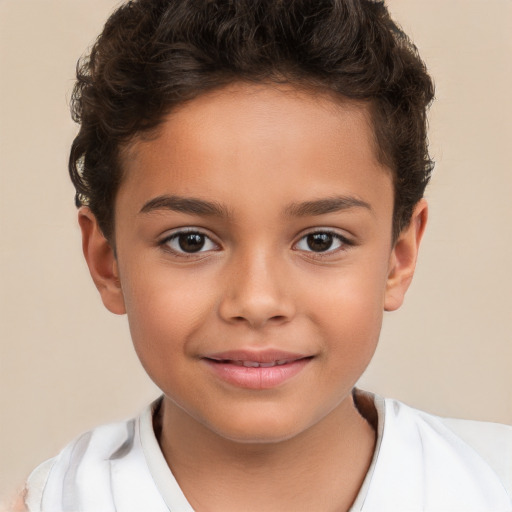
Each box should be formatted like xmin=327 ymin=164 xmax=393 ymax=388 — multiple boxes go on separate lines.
xmin=69 ymin=0 xmax=434 ymax=242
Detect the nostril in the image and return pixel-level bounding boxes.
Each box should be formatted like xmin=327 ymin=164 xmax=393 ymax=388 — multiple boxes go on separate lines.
xmin=229 ymin=314 xmax=289 ymax=327
xmin=269 ymin=315 xmax=287 ymax=322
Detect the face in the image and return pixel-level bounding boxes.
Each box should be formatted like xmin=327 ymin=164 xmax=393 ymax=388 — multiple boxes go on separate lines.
xmin=81 ymin=83 xmax=425 ymax=443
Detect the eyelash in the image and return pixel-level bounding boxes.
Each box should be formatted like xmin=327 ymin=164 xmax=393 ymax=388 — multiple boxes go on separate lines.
xmin=159 ymin=228 xmax=353 ymax=258
xmin=160 ymin=228 xmax=219 ymax=258
xmin=294 ymin=230 xmax=353 ymax=257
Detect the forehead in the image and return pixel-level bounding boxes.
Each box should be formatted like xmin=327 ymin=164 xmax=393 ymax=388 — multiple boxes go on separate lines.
xmin=126 ymin=83 xmax=379 ymax=163
xmin=117 ymin=82 xmax=392 ymax=219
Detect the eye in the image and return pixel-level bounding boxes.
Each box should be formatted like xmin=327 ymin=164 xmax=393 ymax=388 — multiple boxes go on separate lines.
xmin=295 ymin=231 xmax=349 ymax=253
xmin=163 ymin=230 xmax=218 ymax=254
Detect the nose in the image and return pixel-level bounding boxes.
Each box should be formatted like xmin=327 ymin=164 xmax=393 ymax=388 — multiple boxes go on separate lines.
xmin=218 ymin=249 xmax=296 ymax=329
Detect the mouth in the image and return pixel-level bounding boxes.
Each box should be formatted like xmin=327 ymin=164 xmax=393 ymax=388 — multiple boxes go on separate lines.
xmin=202 ymin=350 xmax=313 ymax=389
xmin=208 ymin=358 xmax=302 ymax=368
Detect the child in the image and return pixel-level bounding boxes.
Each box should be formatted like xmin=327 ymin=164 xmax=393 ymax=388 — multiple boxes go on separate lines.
xmin=22 ymin=0 xmax=512 ymax=510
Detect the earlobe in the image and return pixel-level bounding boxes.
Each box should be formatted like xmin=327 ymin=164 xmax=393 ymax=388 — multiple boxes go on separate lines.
xmin=384 ymin=199 xmax=428 ymax=312
xmin=78 ymin=207 xmax=126 ymax=315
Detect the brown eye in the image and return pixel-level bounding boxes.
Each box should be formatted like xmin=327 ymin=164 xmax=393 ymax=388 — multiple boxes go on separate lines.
xmin=178 ymin=233 xmax=205 ymax=252
xmin=306 ymin=232 xmax=334 ymax=252
xmin=164 ymin=230 xmax=217 ymax=254
xmin=295 ymin=231 xmax=348 ymax=254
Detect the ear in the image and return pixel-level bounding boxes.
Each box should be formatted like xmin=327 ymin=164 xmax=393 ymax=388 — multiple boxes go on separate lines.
xmin=384 ymin=199 xmax=428 ymax=311
xmin=78 ymin=207 xmax=126 ymax=315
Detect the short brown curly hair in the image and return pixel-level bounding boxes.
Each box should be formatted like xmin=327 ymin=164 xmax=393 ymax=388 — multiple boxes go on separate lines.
xmin=69 ymin=0 xmax=434 ymax=243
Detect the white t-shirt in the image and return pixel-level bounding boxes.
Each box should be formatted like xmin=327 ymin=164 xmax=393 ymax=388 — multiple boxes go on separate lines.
xmin=25 ymin=391 xmax=512 ymax=511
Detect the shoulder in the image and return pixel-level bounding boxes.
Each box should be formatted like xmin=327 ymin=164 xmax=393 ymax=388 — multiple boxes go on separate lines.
xmin=438 ymin=414 xmax=512 ymax=495
xmin=381 ymin=396 xmax=512 ymax=507
xmin=389 ymin=399 xmax=512 ymax=482
xmin=357 ymin=392 xmax=512 ymax=511
xmin=24 ymin=399 xmax=192 ymax=512
xmin=24 ymin=414 xmax=149 ymax=511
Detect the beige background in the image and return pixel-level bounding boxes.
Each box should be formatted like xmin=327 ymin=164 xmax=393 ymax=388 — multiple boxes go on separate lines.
xmin=1 ymin=0 xmax=511 ymax=500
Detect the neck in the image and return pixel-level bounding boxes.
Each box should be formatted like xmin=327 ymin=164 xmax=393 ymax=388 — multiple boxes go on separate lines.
xmin=157 ymin=391 xmax=376 ymax=512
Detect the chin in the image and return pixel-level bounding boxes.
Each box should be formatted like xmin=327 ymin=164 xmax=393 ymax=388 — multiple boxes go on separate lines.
xmin=204 ymin=411 xmax=312 ymax=445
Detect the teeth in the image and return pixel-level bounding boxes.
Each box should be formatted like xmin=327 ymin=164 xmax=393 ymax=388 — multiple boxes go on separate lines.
xmin=213 ymin=359 xmax=293 ymax=367
xmin=242 ymin=361 xmax=260 ymax=367
xmin=238 ymin=360 xmax=290 ymax=368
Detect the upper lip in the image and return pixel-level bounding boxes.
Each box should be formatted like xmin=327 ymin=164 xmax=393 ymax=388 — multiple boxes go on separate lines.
xmin=203 ymin=349 xmax=312 ymax=364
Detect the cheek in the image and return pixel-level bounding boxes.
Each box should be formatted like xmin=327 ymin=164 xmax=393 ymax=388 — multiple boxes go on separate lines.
xmin=121 ymin=268 xmax=215 ymax=364
xmin=305 ymin=264 xmax=387 ymax=360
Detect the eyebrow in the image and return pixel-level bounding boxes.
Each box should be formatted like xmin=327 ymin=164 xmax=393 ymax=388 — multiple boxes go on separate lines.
xmin=284 ymin=196 xmax=372 ymax=217
xmin=139 ymin=194 xmax=372 ymax=218
xmin=139 ymin=195 xmax=230 ymax=217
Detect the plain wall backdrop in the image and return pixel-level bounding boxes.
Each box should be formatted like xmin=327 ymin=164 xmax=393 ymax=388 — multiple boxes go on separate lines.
xmin=1 ymin=0 xmax=511 ymax=501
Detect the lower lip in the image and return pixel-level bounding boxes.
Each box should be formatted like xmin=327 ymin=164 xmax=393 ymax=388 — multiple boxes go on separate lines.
xmin=203 ymin=358 xmax=311 ymax=389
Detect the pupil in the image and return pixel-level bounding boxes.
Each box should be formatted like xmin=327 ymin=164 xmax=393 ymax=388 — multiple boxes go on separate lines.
xmin=178 ymin=233 xmax=205 ymax=252
xmin=307 ymin=233 xmax=333 ymax=252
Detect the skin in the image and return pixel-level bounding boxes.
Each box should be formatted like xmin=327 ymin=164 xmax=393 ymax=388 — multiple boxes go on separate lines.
xmin=79 ymin=83 xmax=427 ymax=512
xmin=1 ymin=490 xmax=27 ymax=512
